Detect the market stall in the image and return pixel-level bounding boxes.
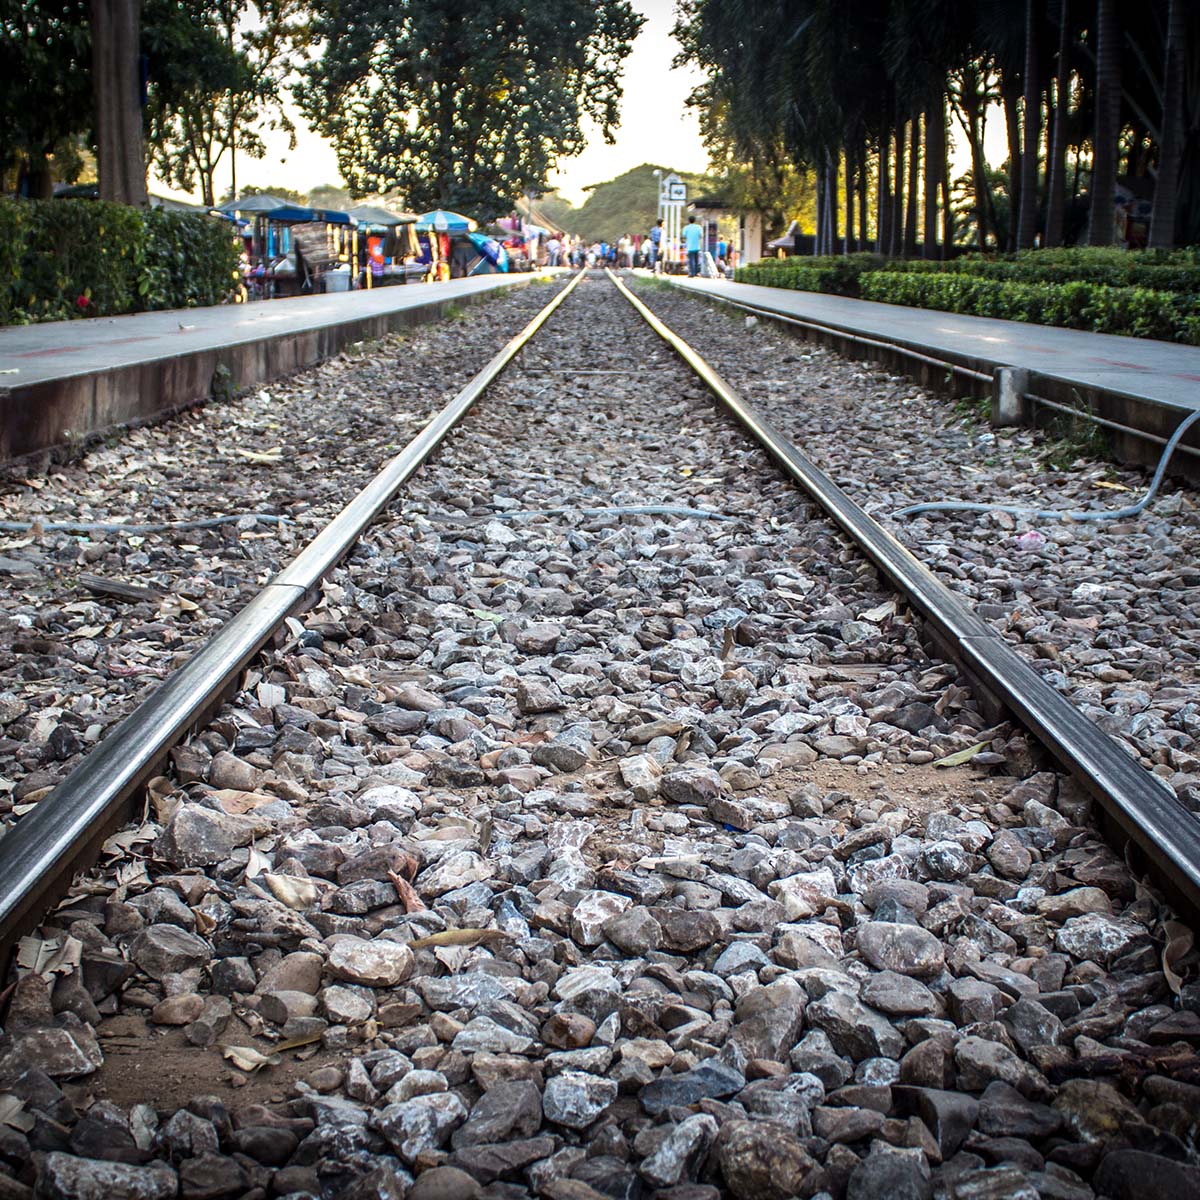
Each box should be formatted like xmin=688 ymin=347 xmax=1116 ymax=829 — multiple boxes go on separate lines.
xmin=347 ymin=204 xmax=422 ymax=288
xmin=414 ymin=210 xmax=477 ymax=280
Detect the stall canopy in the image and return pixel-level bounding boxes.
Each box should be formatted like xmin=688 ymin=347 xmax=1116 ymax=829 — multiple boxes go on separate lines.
xmin=218 ymin=194 xmax=354 ymax=226
xmin=349 ymin=204 xmax=417 ymax=227
xmin=415 ymin=210 xmax=476 ymax=233
xmin=217 ymin=193 xmax=290 ymax=215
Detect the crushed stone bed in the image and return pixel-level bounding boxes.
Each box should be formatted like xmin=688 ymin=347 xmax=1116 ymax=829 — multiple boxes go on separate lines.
xmin=641 ymin=280 xmax=1200 ymax=819
xmin=0 ymin=279 xmax=567 ymax=817
xmin=1 ymin=272 xmax=1197 ymax=1200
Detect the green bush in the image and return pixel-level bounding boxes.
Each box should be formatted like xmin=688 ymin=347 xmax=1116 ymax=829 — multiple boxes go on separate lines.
xmin=856 ymin=270 xmax=1200 ymax=345
xmin=735 ymin=245 xmax=1200 ymax=343
xmin=0 ymin=198 xmax=239 ymax=325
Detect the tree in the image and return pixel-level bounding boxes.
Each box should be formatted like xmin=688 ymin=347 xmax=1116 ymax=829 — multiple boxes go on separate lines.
xmin=92 ymin=0 xmax=147 ymax=205
xmin=1043 ymin=0 xmax=1073 ymax=247
xmin=144 ymin=0 xmax=305 ymax=207
xmin=1149 ymin=0 xmax=1184 ymax=246
xmin=1088 ymin=0 xmax=1121 ymax=243
xmin=298 ymin=0 xmax=641 ymax=216
xmin=0 ymin=1 xmax=91 ymax=197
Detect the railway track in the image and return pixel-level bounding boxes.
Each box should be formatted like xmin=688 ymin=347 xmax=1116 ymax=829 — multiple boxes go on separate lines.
xmin=0 ymin=270 xmax=1197 ymax=1200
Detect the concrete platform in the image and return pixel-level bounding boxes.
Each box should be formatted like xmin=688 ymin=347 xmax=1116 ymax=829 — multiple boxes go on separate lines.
xmin=0 ymin=273 xmax=544 ymax=465
xmin=662 ymin=275 xmax=1200 ymax=473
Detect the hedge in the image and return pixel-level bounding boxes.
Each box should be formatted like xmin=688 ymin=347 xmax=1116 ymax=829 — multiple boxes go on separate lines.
xmin=735 ymin=247 xmax=1200 ymax=344
xmin=0 ymin=198 xmax=240 ymax=325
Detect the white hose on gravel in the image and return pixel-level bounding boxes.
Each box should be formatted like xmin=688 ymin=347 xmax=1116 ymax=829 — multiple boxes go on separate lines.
xmin=893 ymin=408 xmax=1200 ymax=524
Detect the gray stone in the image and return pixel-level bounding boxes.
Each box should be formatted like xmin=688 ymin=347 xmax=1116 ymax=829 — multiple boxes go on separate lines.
xmin=977 ymin=1080 xmax=1062 ymax=1138
xmin=602 ymin=906 xmax=663 ymax=955
xmin=806 ymin=990 xmax=904 ymax=1061
xmin=376 ymin=1092 xmax=469 ymax=1163
xmin=640 ymin=1060 xmax=746 ymax=1116
xmin=846 ymin=1151 xmax=931 ymax=1200
xmin=129 ymin=924 xmax=212 ymax=979
xmin=860 ymin=971 xmax=938 ymax=1016
xmin=542 ymin=1071 xmax=617 ymax=1129
xmin=450 ymin=1080 xmax=542 ymax=1148
xmin=154 ymin=803 xmax=260 ymax=867
xmin=639 ymin=1113 xmax=719 ymax=1188
xmin=715 ymin=1119 xmax=820 ymax=1200
xmin=327 ymin=938 xmax=414 ymax=987
xmin=856 ymin=922 xmax=945 ymax=978
xmin=661 ymin=766 xmax=723 ymax=806
xmin=37 ymin=1153 xmax=177 ymax=1200
xmin=1054 ymin=913 xmax=1148 ymax=965
xmin=1093 ymin=1149 xmax=1200 ymax=1200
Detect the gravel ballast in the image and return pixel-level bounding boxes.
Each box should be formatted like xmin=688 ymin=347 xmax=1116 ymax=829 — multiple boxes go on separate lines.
xmin=0 ymin=272 xmax=1197 ymax=1200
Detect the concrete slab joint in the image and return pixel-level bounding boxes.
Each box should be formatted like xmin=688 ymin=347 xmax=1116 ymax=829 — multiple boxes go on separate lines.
xmin=992 ymin=367 xmax=1030 ymax=427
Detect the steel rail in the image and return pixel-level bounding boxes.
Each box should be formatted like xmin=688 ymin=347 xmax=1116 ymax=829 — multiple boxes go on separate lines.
xmin=662 ymin=276 xmax=1200 ymax=463
xmin=656 ymin=281 xmax=995 ymax=385
xmin=608 ymin=268 xmax=1200 ymax=920
xmin=0 ymin=269 xmax=586 ymax=953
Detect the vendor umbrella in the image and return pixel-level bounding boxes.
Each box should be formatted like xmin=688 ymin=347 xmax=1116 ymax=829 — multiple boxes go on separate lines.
xmin=415 ymin=209 xmax=477 ymax=233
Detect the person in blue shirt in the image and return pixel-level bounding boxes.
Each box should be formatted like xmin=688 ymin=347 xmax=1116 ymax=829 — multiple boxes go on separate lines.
xmin=683 ymin=218 xmax=703 ymax=277
xmin=648 ymin=218 xmax=663 ymax=270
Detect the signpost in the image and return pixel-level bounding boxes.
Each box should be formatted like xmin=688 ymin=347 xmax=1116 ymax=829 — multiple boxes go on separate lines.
xmin=657 ymin=172 xmax=686 ymax=272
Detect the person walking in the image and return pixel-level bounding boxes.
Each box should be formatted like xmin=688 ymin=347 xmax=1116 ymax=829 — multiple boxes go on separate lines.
xmin=648 ymin=218 xmax=663 ymax=271
xmin=683 ymin=216 xmax=703 ymax=277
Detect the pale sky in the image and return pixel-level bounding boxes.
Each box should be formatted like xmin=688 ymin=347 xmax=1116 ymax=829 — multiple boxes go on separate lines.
xmin=150 ymin=1 xmax=709 ymax=208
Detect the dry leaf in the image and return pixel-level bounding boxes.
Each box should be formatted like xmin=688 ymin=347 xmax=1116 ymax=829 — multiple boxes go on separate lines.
xmin=932 ymin=741 xmax=988 ymax=768
xmin=211 ymin=789 xmax=276 ymax=815
xmin=263 ymin=873 xmax=319 ymax=910
xmin=15 ymin=935 xmax=82 ymax=977
xmin=221 ymin=1045 xmax=281 ymax=1073
xmin=0 ymin=1095 xmax=34 ymax=1133
xmin=388 ymin=869 xmax=425 ymax=913
xmin=1163 ymin=920 xmax=1194 ymax=996
xmin=434 ymin=945 xmax=470 ymax=973
xmin=860 ymin=600 xmax=897 ymax=622
xmin=407 ymin=928 xmax=512 ymax=950
xmin=244 ymin=847 xmax=272 ymax=880
xmin=273 ymin=1030 xmax=324 ymax=1052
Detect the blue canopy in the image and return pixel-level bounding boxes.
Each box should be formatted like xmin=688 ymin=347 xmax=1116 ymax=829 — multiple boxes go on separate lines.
xmin=219 ymin=195 xmax=355 ymax=226
xmin=468 ymin=232 xmax=508 ymax=270
xmin=415 ymin=209 xmax=477 ymax=233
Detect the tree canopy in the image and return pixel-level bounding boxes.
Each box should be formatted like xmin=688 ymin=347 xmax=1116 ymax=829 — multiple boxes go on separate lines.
xmin=677 ymin=0 xmax=1200 ymax=251
xmin=297 ymin=0 xmax=642 ymax=216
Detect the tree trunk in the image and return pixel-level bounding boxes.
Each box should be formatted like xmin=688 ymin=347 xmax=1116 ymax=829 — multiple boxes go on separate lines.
xmin=1088 ymin=0 xmax=1121 ymax=244
xmin=844 ymin=151 xmax=854 ymax=253
xmin=937 ymin=100 xmax=954 ymax=253
xmin=891 ymin=121 xmax=906 ymax=257
xmin=1017 ymin=0 xmax=1042 ymax=248
xmin=859 ymin=145 xmax=870 ymax=249
xmin=92 ymin=0 xmax=148 ymax=207
xmin=904 ymin=115 xmax=920 ymax=256
xmin=1003 ymin=81 xmax=1023 ymax=250
xmin=828 ymin=155 xmax=840 ymax=254
xmin=878 ymin=124 xmax=892 ymax=254
xmin=924 ymin=94 xmax=943 ymax=258
xmin=1149 ymin=0 xmax=1185 ymax=247
xmin=1045 ymin=0 xmax=1071 ymax=247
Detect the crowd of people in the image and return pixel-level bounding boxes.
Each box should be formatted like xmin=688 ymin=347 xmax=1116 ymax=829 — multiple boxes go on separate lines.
xmin=538 ymin=218 xmax=733 ymax=275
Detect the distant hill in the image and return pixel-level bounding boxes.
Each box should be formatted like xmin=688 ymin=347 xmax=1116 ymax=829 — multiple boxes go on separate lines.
xmin=523 ymin=163 xmax=719 ymax=242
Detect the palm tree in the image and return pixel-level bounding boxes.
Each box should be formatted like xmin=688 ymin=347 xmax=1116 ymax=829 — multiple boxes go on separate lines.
xmin=1149 ymin=0 xmax=1184 ymax=246
xmin=1088 ymin=0 xmax=1121 ymax=244
xmin=1043 ymin=0 xmax=1073 ymax=247
xmin=1016 ymin=0 xmax=1042 ymax=248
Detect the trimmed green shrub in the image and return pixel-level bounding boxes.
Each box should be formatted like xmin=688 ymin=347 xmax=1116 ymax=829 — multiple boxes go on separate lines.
xmin=0 ymin=198 xmax=239 ymax=325
xmin=735 ymin=246 xmax=1200 ymax=344
xmin=856 ymin=271 xmax=1200 ymax=345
